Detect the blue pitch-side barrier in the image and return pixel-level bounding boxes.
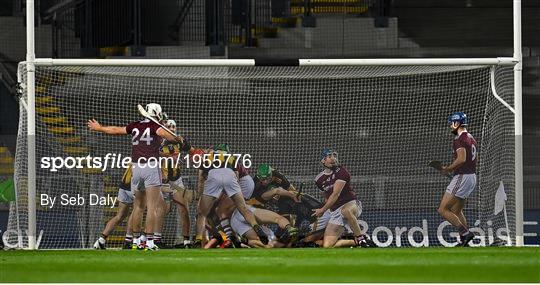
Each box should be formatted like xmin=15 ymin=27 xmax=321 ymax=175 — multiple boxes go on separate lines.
xmin=1 ymin=209 xmax=538 ymax=248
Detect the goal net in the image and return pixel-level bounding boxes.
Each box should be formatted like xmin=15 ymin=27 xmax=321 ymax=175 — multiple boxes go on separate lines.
xmin=8 ymin=64 xmax=515 ymax=248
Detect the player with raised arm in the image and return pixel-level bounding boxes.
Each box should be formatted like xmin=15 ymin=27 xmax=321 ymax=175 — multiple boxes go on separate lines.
xmin=87 ymin=103 xmax=184 ymax=250
xmin=194 ymin=144 xmax=268 ymax=247
xmin=437 ymin=112 xmax=477 ymax=247
xmin=312 ymin=148 xmax=375 ymax=248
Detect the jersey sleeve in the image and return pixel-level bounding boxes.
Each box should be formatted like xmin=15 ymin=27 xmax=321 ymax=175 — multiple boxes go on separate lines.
xmin=252 ymin=180 xmax=266 ymax=202
xmin=453 ymin=139 xmax=465 ymax=151
xmin=118 ymin=165 xmax=133 ymax=190
xmin=335 ymin=167 xmax=351 ymax=182
xmin=273 ymin=170 xmax=291 ymax=189
xmin=150 ymin=121 xmax=161 ymax=135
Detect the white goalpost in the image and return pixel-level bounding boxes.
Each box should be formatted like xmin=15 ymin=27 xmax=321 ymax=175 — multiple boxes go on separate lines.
xmin=16 ymin=0 xmax=523 ymax=249
xmin=512 ymin=0 xmax=524 ymax=248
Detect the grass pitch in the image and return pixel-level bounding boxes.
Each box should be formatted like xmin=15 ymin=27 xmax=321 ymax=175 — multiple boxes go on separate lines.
xmin=1 ymin=247 xmax=539 ymax=282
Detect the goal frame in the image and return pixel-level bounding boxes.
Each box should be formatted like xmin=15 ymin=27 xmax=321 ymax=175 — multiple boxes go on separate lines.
xmin=21 ymin=0 xmax=523 ymax=249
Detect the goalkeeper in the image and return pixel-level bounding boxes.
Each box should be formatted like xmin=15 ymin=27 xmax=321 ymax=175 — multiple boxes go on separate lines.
xmin=437 ymin=112 xmax=477 ymax=247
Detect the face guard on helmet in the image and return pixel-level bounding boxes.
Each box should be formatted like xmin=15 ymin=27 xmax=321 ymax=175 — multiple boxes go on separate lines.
xmin=320 ymin=147 xmax=339 ymax=168
xmin=165 ymin=119 xmax=176 ymax=133
xmin=448 ymin=112 xmax=468 ymax=135
xmin=256 ymin=164 xmax=273 ymax=180
xmin=160 ymin=112 xmax=169 ymax=124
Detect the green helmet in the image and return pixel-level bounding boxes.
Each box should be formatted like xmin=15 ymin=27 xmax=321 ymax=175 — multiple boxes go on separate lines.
xmin=213 ymin=143 xmax=230 ymax=153
xmin=256 ymin=164 xmax=273 ymax=179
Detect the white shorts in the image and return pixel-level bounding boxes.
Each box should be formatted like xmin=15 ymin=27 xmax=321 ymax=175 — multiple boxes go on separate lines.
xmin=239 ymin=175 xmax=255 ymax=199
xmin=446 ymin=174 xmax=477 ymax=199
xmin=117 ymin=188 xmax=134 ymax=204
xmin=203 ymin=168 xmax=241 ymax=198
xmin=312 ymin=209 xmax=332 ymax=232
xmin=314 ymin=210 xmax=352 ymax=233
xmin=131 ymin=162 xmax=162 ymax=192
xmin=169 ymin=177 xmax=185 ymax=190
xmin=230 ymin=206 xmax=275 ymax=241
xmin=328 ymin=200 xmax=362 ymax=233
xmin=171 ymin=180 xmax=195 ymax=204
xmin=231 ymin=205 xmax=256 ymax=236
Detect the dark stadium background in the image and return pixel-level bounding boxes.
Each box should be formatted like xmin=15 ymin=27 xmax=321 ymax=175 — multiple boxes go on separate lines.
xmin=0 ymin=0 xmax=538 ymax=246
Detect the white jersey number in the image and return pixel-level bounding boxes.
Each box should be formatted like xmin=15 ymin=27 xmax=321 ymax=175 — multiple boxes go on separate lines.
xmin=471 ymin=144 xmax=477 ymax=161
xmin=132 ymin=128 xmax=153 ymax=145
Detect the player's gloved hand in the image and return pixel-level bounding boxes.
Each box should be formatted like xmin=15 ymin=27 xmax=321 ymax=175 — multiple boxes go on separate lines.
xmin=253 ymin=224 xmax=269 ymax=245
xmin=440 ymin=166 xmax=452 ymax=176
xmin=279 ymin=225 xmax=298 ymax=243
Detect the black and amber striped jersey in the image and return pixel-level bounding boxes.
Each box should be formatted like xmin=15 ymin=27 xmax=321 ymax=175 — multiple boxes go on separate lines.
xmin=160 ymin=139 xmax=191 ymax=157
xmin=160 ymin=138 xmax=192 ymax=182
xmin=251 ymin=169 xmax=292 ymax=203
xmin=119 ymin=165 xmax=133 ymax=191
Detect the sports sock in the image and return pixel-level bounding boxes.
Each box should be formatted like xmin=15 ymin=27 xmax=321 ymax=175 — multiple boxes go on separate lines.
xmin=458 ymin=226 xmax=470 ymax=236
xmin=355 ymin=235 xmax=366 ymax=245
xmin=125 ymin=234 xmax=133 ymax=243
xmin=154 ymin=233 xmax=162 ymax=243
xmin=146 ymin=233 xmax=154 ymax=247
xmin=220 ymin=218 xmax=233 ymax=240
xmin=132 ymin=232 xmax=141 ymax=245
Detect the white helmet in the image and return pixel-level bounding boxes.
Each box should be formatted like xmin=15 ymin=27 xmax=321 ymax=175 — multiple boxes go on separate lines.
xmin=165 ymin=119 xmax=176 ymax=129
xmin=146 ymin=103 xmax=163 ymax=121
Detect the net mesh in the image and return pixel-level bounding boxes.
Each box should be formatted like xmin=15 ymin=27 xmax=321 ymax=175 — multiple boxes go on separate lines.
xmin=9 ymin=64 xmax=515 ymax=248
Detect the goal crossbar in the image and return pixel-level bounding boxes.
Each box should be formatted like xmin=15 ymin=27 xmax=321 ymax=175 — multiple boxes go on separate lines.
xmin=29 ymin=57 xmax=518 ymax=67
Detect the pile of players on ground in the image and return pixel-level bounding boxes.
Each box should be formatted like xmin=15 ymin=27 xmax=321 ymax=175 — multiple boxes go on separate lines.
xmin=91 ymin=107 xmax=377 ymax=250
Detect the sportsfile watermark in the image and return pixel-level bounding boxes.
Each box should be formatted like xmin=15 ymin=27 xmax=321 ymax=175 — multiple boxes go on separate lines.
xmin=40 ymin=152 xmax=252 ymax=172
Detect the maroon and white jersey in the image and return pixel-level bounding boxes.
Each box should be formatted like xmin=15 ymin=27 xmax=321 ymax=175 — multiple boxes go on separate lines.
xmin=452 ymin=131 xmax=477 ymax=175
xmin=314 ymin=166 xmax=357 ymax=211
xmin=125 ymin=119 xmax=162 ymax=161
xmin=236 ymin=165 xmax=250 ymax=179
